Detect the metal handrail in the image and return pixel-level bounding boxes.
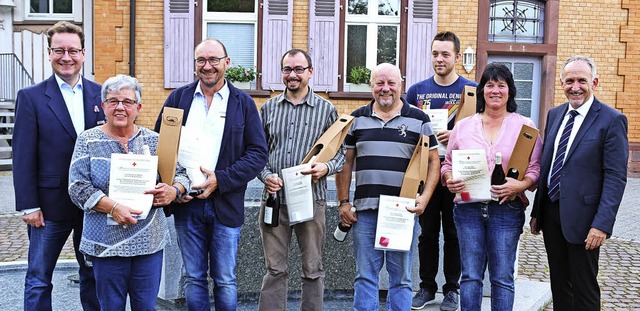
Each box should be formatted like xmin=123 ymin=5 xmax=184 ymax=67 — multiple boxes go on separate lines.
xmin=0 ymin=53 xmax=35 ymax=102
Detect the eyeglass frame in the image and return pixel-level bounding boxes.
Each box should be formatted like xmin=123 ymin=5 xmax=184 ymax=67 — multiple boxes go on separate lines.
xmin=105 ymin=98 xmax=138 ymax=109
xmin=281 ymin=66 xmax=311 ymax=75
xmin=48 ymin=47 xmax=84 ymax=57
xmin=194 ymin=56 xmax=228 ymax=67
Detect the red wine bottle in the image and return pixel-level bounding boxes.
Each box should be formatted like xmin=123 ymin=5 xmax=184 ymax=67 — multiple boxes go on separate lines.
xmin=491 ymin=152 xmax=506 ymax=201
xmin=333 ymin=206 xmax=356 ymax=242
xmin=264 ymin=174 xmax=280 ymax=227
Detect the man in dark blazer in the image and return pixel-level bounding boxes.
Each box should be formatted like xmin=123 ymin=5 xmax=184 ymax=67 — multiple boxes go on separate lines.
xmin=530 ymin=55 xmax=628 ymax=311
xmin=153 ymin=38 xmax=267 ymax=311
xmin=12 ymin=21 xmax=102 ymax=310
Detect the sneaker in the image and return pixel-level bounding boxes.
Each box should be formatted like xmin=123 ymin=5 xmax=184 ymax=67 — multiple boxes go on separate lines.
xmin=411 ymin=288 xmax=436 ymax=309
xmin=440 ymin=291 xmax=459 ymax=311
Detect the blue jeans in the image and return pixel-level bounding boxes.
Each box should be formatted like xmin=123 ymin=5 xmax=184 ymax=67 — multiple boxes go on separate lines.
xmin=174 ymin=200 xmax=241 ymax=311
xmin=453 ymin=200 xmax=524 ymax=311
xmin=352 ymin=210 xmax=418 ymax=311
xmin=91 ymin=251 xmax=163 ymax=311
xmin=24 ymin=217 xmax=98 ymax=311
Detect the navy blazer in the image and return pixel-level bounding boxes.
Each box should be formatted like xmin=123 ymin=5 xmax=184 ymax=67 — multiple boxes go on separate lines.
xmin=12 ymin=75 xmax=105 ymax=221
xmin=154 ymin=80 xmax=268 ymax=228
xmin=532 ymin=98 xmax=628 ymax=243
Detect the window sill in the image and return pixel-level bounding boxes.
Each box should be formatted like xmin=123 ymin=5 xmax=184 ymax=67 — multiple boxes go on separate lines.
xmin=328 ymin=92 xmax=372 ymax=100
xmin=244 ymin=90 xmax=272 ymax=97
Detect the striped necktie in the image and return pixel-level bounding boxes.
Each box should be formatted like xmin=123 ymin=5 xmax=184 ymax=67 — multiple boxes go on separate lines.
xmin=548 ymin=110 xmax=579 ymax=202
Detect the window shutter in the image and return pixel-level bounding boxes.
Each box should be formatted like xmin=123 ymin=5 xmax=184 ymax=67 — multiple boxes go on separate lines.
xmin=405 ymin=0 xmax=436 ymax=88
xmin=261 ymin=0 xmax=292 ymax=91
xmin=308 ymin=0 xmax=340 ymax=92
xmin=164 ymin=0 xmax=195 ymax=88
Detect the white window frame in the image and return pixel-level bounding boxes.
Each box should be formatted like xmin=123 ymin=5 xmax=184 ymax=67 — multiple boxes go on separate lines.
xmin=23 ymin=0 xmax=81 ymax=21
xmin=344 ymin=0 xmax=400 ymax=89
xmin=202 ymin=1 xmax=258 ymax=68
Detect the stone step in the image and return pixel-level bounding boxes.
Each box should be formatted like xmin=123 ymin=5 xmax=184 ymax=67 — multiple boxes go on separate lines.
xmin=0 ymin=102 xmax=15 ymax=110
xmin=0 ymin=123 xmax=14 ymax=128
xmin=0 ymin=135 xmax=11 ymax=140
xmin=0 ymin=111 xmax=14 ymax=117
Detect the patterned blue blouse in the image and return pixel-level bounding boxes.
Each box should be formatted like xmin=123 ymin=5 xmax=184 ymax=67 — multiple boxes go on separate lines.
xmin=69 ymin=126 xmax=190 ymax=257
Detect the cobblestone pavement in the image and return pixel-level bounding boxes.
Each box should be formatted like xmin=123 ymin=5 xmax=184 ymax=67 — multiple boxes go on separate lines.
xmin=519 ymin=230 xmax=640 ymax=310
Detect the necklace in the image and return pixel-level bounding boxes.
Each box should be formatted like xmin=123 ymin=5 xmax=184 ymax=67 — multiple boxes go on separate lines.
xmin=105 ymin=125 xmax=137 ymax=153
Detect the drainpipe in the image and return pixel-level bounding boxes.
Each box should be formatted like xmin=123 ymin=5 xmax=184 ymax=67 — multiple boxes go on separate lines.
xmin=129 ymin=0 xmax=136 ymax=77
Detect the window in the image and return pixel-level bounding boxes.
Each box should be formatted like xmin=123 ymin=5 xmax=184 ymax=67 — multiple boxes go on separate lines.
xmin=344 ymin=0 xmax=400 ymax=87
xmin=203 ymin=0 xmax=258 ymax=69
xmin=489 ymin=0 xmax=544 ymax=43
xmin=27 ymin=0 xmax=75 ymax=20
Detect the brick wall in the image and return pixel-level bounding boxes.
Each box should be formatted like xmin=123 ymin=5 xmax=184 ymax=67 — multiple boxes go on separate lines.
xmin=436 ymin=0 xmax=480 ymax=81
xmin=555 ymin=0 xmax=627 ymax=122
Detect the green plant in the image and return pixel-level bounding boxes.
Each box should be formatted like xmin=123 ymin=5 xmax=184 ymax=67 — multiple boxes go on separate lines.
xmin=348 ymin=66 xmax=371 ymax=84
xmin=225 ymin=65 xmax=259 ymax=82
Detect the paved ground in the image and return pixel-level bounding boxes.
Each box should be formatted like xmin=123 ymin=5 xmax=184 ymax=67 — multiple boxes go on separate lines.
xmin=1 ymin=173 xmax=639 ymax=310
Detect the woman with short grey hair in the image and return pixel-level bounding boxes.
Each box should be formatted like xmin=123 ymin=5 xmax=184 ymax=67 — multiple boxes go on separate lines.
xmin=69 ymin=74 xmax=190 ymax=310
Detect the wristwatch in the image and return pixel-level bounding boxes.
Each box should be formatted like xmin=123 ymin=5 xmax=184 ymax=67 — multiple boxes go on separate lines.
xmin=339 ymin=199 xmax=350 ymax=206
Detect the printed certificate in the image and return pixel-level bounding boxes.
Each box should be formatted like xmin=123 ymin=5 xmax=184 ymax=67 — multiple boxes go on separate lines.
xmin=375 ymin=195 xmax=416 ymax=252
xmin=452 ymin=149 xmax=491 ymax=203
xmin=425 ymin=109 xmax=449 ymax=156
xmin=108 ymin=153 xmax=158 ymax=223
xmin=178 ymin=126 xmax=217 ymax=186
xmin=281 ymin=163 xmax=314 ymax=224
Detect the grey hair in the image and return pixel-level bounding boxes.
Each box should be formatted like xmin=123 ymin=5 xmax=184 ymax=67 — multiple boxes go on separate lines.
xmin=560 ymin=55 xmax=597 ymax=81
xmin=101 ymin=74 xmax=142 ymax=104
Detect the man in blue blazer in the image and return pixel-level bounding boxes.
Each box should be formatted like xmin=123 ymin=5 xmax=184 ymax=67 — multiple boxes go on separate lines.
xmin=530 ymin=55 xmax=628 ymax=311
xmin=153 ymin=38 xmax=267 ymax=311
xmin=12 ymin=21 xmax=102 ymax=310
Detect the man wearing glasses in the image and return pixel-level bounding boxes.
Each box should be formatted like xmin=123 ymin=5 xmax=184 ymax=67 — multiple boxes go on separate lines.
xmin=13 ymin=21 xmax=101 ymax=310
xmin=257 ymin=49 xmax=345 ymax=310
xmin=154 ymin=38 xmax=267 ymax=311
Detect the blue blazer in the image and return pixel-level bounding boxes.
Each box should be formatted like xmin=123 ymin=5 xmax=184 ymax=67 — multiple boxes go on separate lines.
xmin=154 ymin=80 xmax=268 ymax=228
xmin=12 ymin=75 xmax=105 ymax=221
xmin=532 ymin=98 xmax=628 ymax=243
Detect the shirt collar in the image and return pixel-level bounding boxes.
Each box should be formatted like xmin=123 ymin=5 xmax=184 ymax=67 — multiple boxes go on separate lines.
xmin=276 ymin=86 xmax=315 ymax=107
xmin=569 ymin=95 xmax=594 ymax=116
xmin=195 ymin=79 xmax=230 ymax=100
xmin=54 ymin=74 xmax=83 ymax=90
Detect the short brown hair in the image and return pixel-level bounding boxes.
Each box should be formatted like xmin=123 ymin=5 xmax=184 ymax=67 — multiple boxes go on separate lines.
xmin=47 ymin=21 xmax=85 ymax=48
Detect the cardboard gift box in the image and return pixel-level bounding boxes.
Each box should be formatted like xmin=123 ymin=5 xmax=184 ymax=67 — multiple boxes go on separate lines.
xmin=301 ymin=114 xmax=354 ymax=165
xmin=156 ymin=107 xmax=184 ymax=185
xmin=455 ymin=85 xmax=477 ymax=124
xmin=506 ymin=124 xmax=539 ymax=181
xmin=399 ymin=135 xmax=430 ymax=198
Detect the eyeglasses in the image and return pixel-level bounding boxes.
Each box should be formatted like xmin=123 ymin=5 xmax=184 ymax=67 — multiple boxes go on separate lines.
xmin=49 ymin=48 xmax=83 ymax=57
xmin=195 ymin=56 xmax=228 ymax=67
xmin=281 ymin=66 xmax=310 ymax=74
xmin=105 ymin=98 xmax=137 ymax=109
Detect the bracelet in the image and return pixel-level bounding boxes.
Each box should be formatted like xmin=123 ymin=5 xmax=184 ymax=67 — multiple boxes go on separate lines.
xmin=172 ymin=185 xmax=182 ymax=199
xmin=109 ymin=202 xmax=119 ymax=216
xmin=339 ymin=199 xmax=350 ymax=206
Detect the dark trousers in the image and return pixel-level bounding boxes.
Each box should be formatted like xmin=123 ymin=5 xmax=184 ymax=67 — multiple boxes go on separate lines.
xmin=542 ymin=195 xmax=601 ymax=311
xmin=417 ymin=181 xmax=460 ymax=293
xmin=25 ymin=214 xmax=98 ymax=311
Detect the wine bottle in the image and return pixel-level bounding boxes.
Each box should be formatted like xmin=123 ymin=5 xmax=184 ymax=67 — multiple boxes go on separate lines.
xmin=264 ymin=174 xmax=280 ymax=227
xmin=333 ymin=206 xmax=356 ymax=242
xmin=491 ymin=152 xmax=506 ymax=201
xmin=507 ymin=168 xmax=519 ymax=179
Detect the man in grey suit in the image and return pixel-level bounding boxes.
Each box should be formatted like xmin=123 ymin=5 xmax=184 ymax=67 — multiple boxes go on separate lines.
xmin=530 ymin=55 xmax=628 ymax=311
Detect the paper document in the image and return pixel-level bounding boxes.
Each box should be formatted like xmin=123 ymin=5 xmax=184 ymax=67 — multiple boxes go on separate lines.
xmin=281 ymin=163 xmax=314 ymax=225
xmin=108 ymin=153 xmax=158 ymax=224
xmin=178 ymin=126 xmax=217 ymax=186
xmin=452 ymin=149 xmax=491 ymax=203
xmin=424 ymin=109 xmax=448 ymax=156
xmin=375 ymin=195 xmax=416 ymax=252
